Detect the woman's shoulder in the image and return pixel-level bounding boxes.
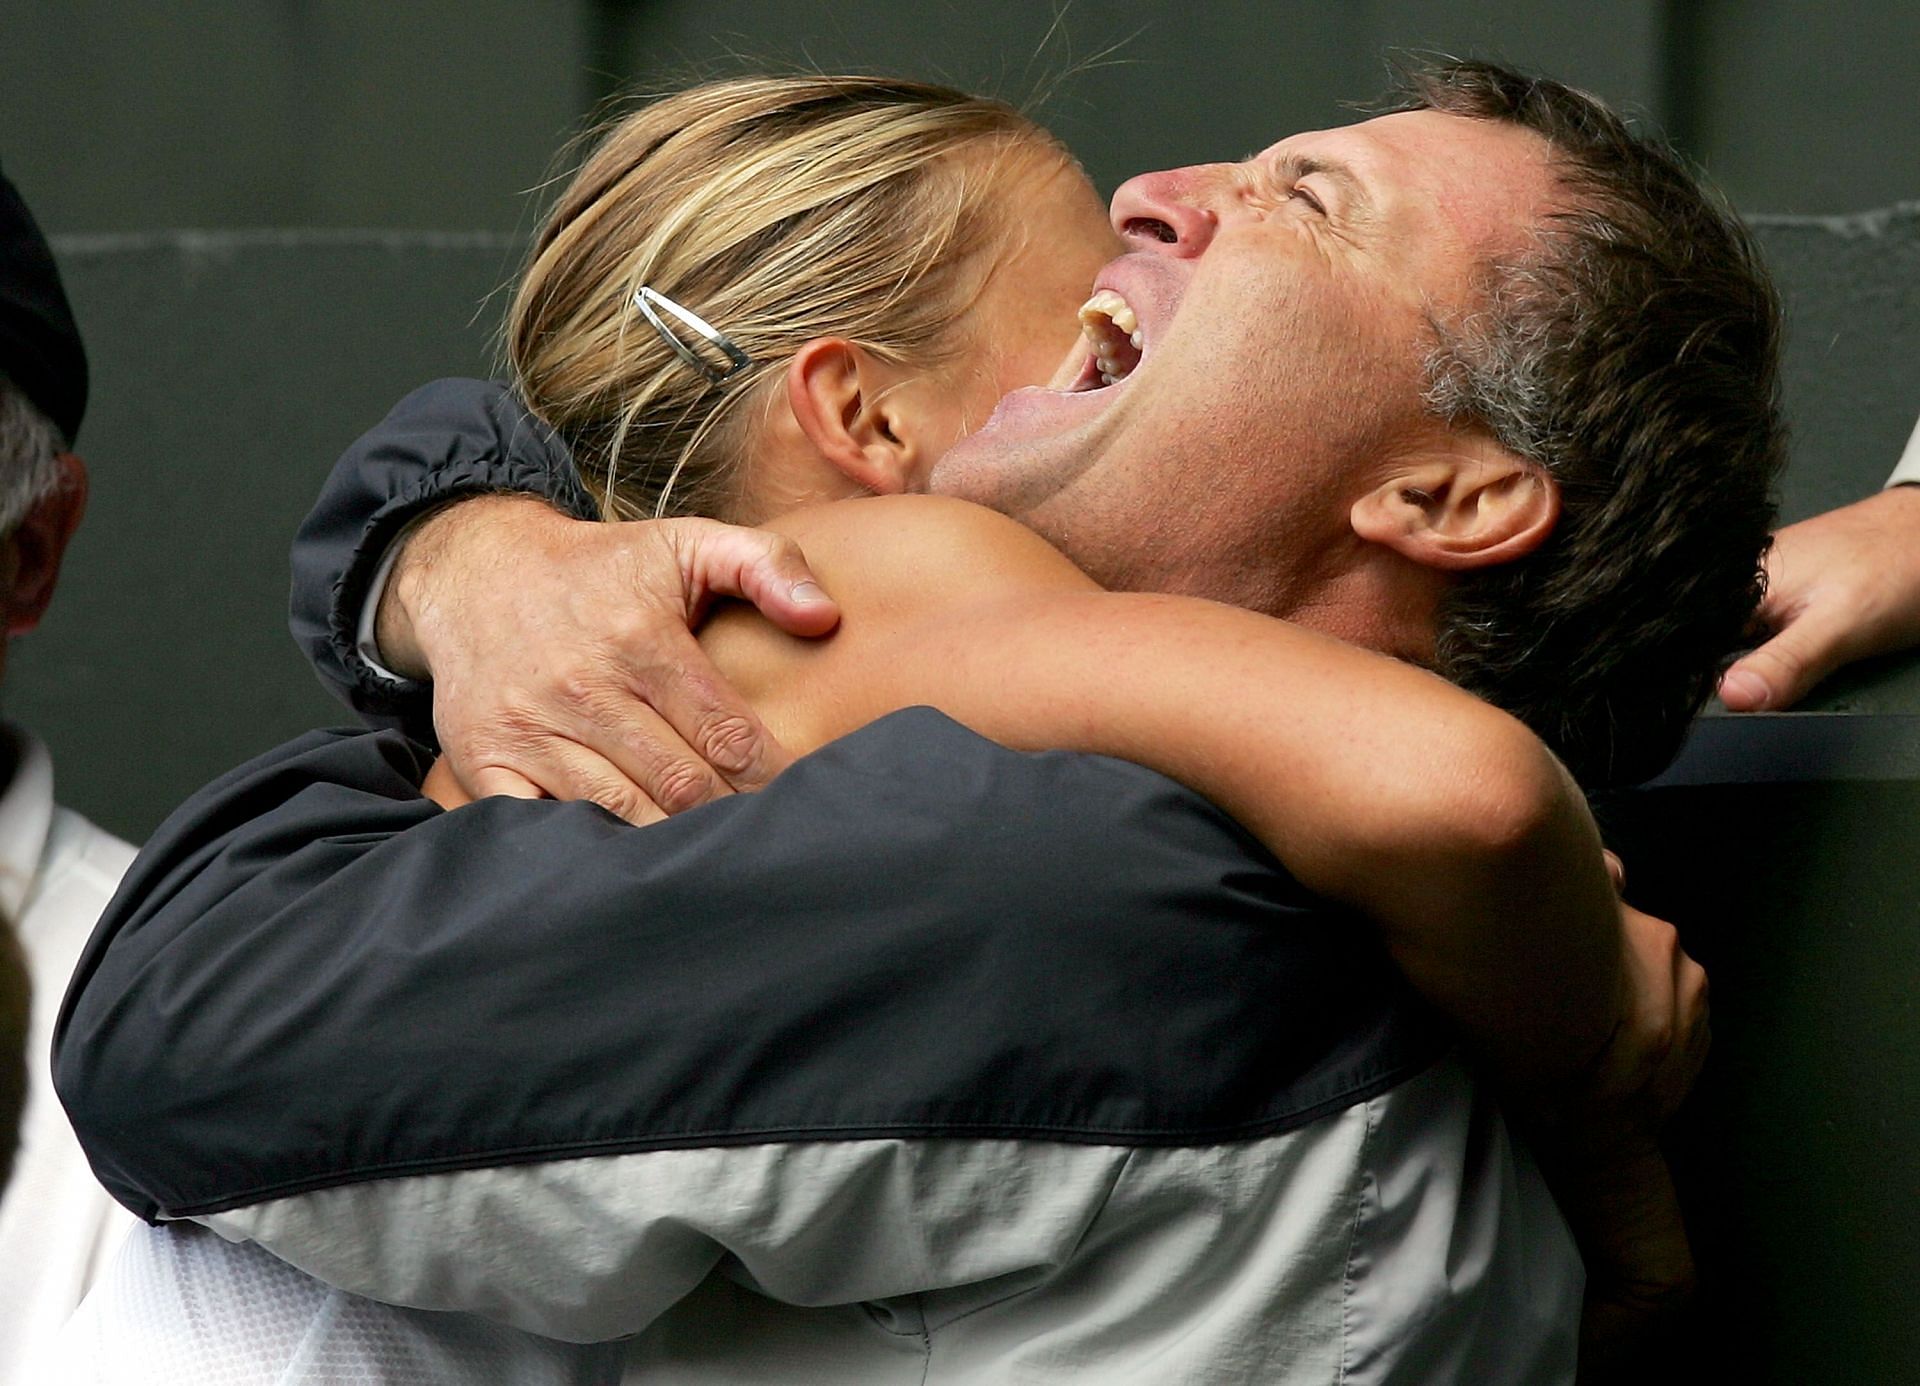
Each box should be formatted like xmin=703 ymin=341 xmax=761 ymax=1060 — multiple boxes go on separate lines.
xmin=699 ymin=495 xmax=1101 ymax=750
xmin=763 ymin=495 xmax=1101 ymax=613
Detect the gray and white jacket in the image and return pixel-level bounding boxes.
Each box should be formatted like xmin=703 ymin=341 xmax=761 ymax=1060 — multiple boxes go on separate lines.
xmin=55 ymin=709 xmax=1579 ymax=1381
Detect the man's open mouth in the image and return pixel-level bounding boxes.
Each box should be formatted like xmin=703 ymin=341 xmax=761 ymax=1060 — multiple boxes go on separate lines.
xmin=1071 ymin=289 xmax=1144 ymax=391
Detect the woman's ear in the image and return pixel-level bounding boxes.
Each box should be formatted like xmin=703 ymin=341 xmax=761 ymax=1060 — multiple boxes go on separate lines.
xmin=1350 ymin=441 xmax=1559 ymax=572
xmin=784 ymin=338 xmax=927 ymax=496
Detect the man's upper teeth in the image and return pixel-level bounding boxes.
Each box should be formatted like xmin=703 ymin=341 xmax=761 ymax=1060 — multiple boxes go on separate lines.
xmin=1078 ymin=289 xmax=1143 ymax=385
xmin=1080 ymin=288 xmax=1138 ymax=336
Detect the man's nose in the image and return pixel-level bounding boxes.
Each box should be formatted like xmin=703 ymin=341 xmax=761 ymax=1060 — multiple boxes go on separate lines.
xmin=1109 ymin=168 xmax=1221 ymax=258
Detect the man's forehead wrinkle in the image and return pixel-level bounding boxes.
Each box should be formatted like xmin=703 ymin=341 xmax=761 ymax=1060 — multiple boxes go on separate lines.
xmin=1271 ymin=122 xmax=1403 ymax=192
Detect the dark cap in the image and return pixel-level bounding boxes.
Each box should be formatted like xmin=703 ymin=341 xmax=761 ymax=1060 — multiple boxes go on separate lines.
xmin=0 ymin=164 xmax=87 ymax=445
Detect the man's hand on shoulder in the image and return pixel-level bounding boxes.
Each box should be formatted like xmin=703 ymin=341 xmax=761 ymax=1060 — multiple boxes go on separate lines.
xmin=1720 ymin=485 xmax=1920 ymax=711
xmin=379 ymin=496 xmax=840 ymax=823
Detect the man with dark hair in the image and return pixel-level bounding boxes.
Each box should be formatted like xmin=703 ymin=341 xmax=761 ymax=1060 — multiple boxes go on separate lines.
xmin=1402 ymin=68 xmax=1917 ymax=726
xmin=1398 ymin=64 xmax=1783 ymax=785
xmin=57 ymin=63 xmax=1758 ymax=1381
xmin=0 ymin=164 xmax=138 ymax=1377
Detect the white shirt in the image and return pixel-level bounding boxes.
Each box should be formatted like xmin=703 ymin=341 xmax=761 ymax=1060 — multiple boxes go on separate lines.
xmin=0 ymin=726 xmax=138 ymax=1382
xmin=1890 ymin=413 xmax=1920 ymax=488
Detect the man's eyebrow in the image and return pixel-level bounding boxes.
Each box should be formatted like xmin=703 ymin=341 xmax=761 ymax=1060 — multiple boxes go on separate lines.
xmin=1270 ymin=151 xmax=1375 ymax=217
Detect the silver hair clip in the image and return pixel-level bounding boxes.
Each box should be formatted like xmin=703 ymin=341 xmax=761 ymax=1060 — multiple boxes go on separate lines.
xmin=633 ymin=286 xmax=753 ymax=383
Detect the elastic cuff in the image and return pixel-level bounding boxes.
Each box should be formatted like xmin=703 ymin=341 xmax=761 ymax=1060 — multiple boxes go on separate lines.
xmin=355 ymin=511 xmax=437 ymax=690
xmin=324 ymin=457 xmax=591 ymax=721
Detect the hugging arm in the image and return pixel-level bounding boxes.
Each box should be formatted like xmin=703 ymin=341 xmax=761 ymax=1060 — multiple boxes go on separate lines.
xmin=298 ymin=385 xmax=1638 ymax=1094
xmin=737 ymin=496 xmax=1708 ymax=1355
xmin=423 ymin=490 xmax=1701 ymax=1310
xmin=291 ymin=378 xmax=839 ymax=812
xmin=727 ymin=495 xmax=1674 ymax=1111
xmin=58 ymin=717 xmax=1433 ymax=1339
xmin=76 ymin=491 xmax=1696 ymax=1339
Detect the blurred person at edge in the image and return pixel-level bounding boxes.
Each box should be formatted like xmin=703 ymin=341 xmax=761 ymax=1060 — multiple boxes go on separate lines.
xmin=0 ymin=164 xmax=138 ymax=1376
xmin=1719 ymin=415 xmax=1920 ymax=711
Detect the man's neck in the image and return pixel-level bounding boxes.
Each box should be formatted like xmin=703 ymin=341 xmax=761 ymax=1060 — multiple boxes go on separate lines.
xmin=1277 ymin=559 xmax=1443 ymax=667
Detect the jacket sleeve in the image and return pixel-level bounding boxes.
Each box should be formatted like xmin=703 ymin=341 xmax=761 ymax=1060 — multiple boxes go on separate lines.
xmin=287 ymin=378 xmax=595 ymax=739
xmin=53 ymin=712 xmax=1432 ymax=1341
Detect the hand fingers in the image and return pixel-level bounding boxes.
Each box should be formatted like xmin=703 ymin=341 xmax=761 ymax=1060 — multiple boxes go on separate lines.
xmin=1718 ymin=600 xmax=1858 ymax=712
xmin=439 ymin=635 xmax=776 ymax=812
xmin=1603 ymin=905 xmax=1689 ymax=1122
xmin=1671 ymin=953 xmax=1712 ymax=1102
xmin=1632 ymin=930 xmax=1708 ymax=1125
xmin=1573 ymin=1151 xmax=1695 ymax=1378
xmin=422 ymin=515 xmax=824 ymax=816
xmin=523 ymin=739 xmax=672 ymax=826
xmin=406 ymin=510 xmax=812 ymax=821
xmin=589 ymin=692 xmax=743 ymax=814
xmin=613 ymin=628 xmax=794 ymax=794
xmin=466 ymin=640 xmax=755 ymax=812
xmin=676 ymin=521 xmax=841 ymax=637
xmin=455 ymin=724 xmax=677 ymax=826
xmin=463 ymin=765 xmax=542 ymax=802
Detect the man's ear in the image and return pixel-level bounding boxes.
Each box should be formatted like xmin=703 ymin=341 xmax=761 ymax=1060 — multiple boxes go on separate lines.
xmin=4 ymin=452 xmax=88 ymax=637
xmin=1350 ymin=440 xmax=1558 ymax=572
xmin=784 ymin=338 xmax=922 ymax=496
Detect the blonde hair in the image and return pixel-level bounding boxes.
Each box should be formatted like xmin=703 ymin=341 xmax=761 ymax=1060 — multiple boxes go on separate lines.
xmin=508 ymin=75 xmax=1063 ymax=522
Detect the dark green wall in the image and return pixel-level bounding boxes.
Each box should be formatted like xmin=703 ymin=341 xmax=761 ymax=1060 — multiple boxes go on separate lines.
xmin=600 ymin=0 xmax=1672 ymax=204
xmin=603 ymin=0 xmax=1920 ymax=216
xmin=1605 ymin=721 xmax=1920 ymax=1383
xmin=2 ymin=2 xmax=594 ymax=233
xmin=10 ymin=1 xmax=1920 ymax=235
xmin=1668 ymin=0 xmax=1920 ymax=216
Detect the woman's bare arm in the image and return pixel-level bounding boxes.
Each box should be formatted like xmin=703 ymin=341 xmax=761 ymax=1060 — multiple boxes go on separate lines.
xmin=695 ymin=494 xmax=1627 ymax=1103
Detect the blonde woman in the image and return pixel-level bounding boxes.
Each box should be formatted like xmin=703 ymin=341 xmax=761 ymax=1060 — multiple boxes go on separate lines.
xmin=61 ymin=72 xmax=1718 ymax=1380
